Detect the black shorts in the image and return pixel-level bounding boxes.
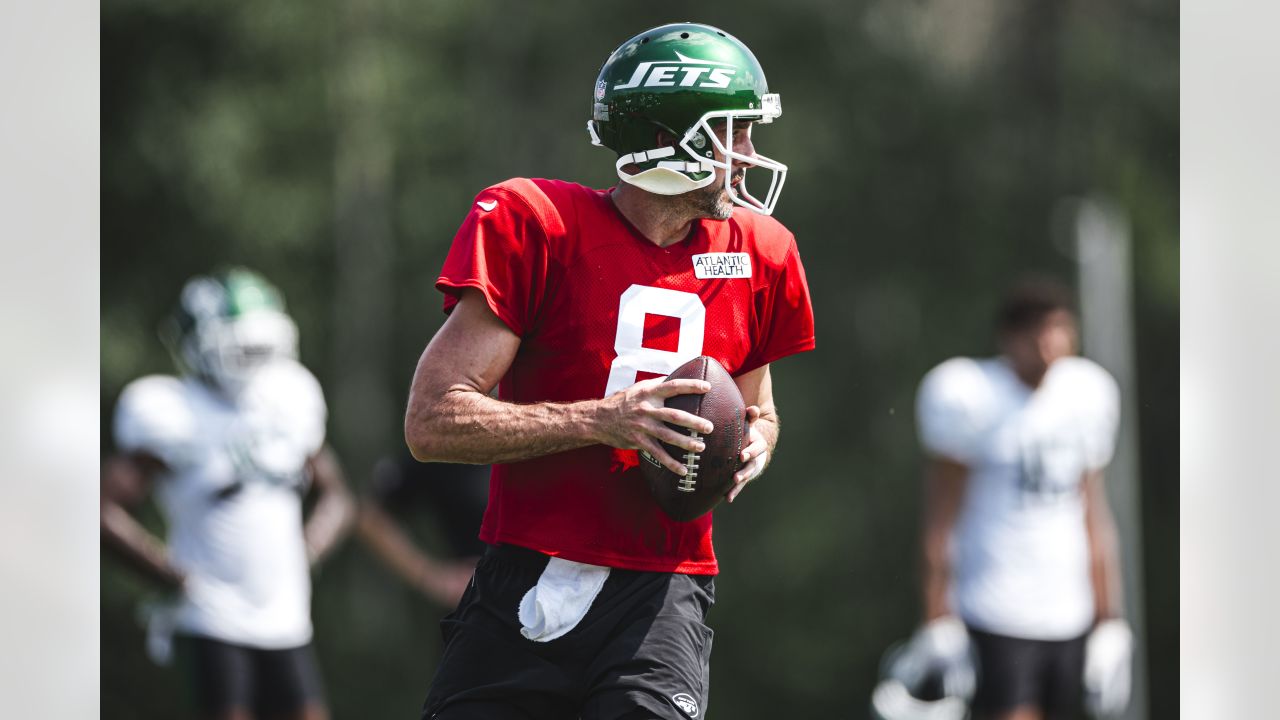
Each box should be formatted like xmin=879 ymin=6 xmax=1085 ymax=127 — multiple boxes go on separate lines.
xmin=173 ymin=634 xmax=327 ymax=715
xmin=969 ymin=627 xmax=1086 ymax=719
xmin=422 ymin=544 xmax=716 ymax=720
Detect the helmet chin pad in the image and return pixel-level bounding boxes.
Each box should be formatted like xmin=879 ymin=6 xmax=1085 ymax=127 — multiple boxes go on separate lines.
xmin=614 ymin=144 xmax=717 ymax=196
xmin=617 ymin=164 xmax=716 ymax=196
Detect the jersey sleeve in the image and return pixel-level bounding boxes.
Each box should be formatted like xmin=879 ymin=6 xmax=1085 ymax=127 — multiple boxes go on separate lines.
xmin=436 ymin=183 xmax=553 ymax=337
xmin=739 ymin=234 xmax=815 ymax=374
xmin=113 ymin=375 xmax=201 ymax=469
xmin=239 ymin=359 xmax=328 ymax=460
xmin=1080 ymin=362 xmax=1121 ymax=471
xmin=916 ymin=358 xmax=989 ymax=464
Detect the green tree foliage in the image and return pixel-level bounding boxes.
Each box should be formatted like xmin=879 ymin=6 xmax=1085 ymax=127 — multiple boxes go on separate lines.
xmin=102 ymin=1 xmax=1177 ymax=717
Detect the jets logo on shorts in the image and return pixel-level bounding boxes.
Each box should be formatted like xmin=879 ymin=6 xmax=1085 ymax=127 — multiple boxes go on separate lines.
xmin=672 ymin=692 xmax=699 ymax=717
xmin=613 ymin=52 xmax=737 ymax=91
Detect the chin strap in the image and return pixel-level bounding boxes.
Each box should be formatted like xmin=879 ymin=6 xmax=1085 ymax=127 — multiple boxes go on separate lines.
xmin=615 ymin=146 xmax=717 ymax=196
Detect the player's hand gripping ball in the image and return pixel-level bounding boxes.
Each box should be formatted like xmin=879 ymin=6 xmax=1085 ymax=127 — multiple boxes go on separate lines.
xmin=640 ymin=356 xmax=746 ymax=522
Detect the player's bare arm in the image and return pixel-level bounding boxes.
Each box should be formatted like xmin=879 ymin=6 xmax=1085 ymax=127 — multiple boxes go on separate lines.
xmin=727 ymin=363 xmax=778 ymax=502
xmin=1082 ymin=471 xmax=1134 ymax=718
xmin=100 ymin=453 xmax=185 ymax=591
xmin=356 ymin=501 xmax=475 ymax=607
xmin=405 ymin=289 xmax=713 ymax=476
xmin=921 ymin=456 xmax=969 ymax=621
xmin=1083 ymin=469 xmax=1125 ymax=620
xmin=303 ymin=444 xmax=357 ymax=565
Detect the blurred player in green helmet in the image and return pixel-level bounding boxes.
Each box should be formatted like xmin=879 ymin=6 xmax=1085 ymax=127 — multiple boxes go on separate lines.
xmin=102 ymin=268 xmax=356 ymax=720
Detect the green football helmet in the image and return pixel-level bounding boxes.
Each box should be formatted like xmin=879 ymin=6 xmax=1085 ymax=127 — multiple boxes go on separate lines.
xmin=587 ymin=23 xmax=786 ymax=215
xmin=162 ymin=267 xmax=299 ymax=397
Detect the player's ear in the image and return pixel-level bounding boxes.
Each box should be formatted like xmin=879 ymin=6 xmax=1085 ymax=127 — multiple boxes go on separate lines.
xmin=654 ymin=129 xmax=677 ymax=149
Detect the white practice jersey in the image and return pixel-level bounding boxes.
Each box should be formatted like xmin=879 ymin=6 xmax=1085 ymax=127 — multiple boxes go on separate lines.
xmin=916 ymin=356 xmax=1119 ymax=640
xmin=114 ymin=359 xmax=327 ymax=649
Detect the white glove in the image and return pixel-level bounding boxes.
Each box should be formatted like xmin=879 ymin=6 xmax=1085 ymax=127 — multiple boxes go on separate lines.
xmin=893 ymin=616 xmax=977 ymax=700
xmin=1084 ymin=618 xmax=1133 ymax=717
xmin=137 ymin=599 xmax=180 ymax=667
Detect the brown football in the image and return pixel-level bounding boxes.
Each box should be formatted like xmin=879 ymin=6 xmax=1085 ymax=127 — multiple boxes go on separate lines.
xmin=640 ymin=355 xmax=746 ymax=522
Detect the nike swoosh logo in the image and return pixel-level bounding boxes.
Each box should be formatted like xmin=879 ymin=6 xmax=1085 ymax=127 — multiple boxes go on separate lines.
xmin=477 ymin=200 xmax=498 ymax=211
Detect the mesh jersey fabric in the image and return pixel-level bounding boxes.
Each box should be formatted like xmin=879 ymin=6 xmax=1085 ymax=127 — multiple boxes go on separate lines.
xmin=436 ymin=178 xmax=815 ymax=574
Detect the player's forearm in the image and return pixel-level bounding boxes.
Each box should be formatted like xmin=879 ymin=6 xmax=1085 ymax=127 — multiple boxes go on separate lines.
xmin=919 ymin=459 xmax=968 ymax=621
xmin=304 ymin=492 xmax=354 ymax=565
xmin=357 ymin=504 xmax=440 ymax=587
xmin=1085 ymin=471 xmax=1125 ymax=620
xmin=101 ymin=502 xmax=184 ymax=591
xmin=921 ymin=532 xmax=953 ymax=621
xmin=1091 ymin=546 xmax=1124 ymax=621
xmin=406 ymin=387 xmax=603 ymax=464
xmin=303 ymin=447 xmax=356 ymax=565
xmin=1088 ymin=511 xmax=1125 ymax=620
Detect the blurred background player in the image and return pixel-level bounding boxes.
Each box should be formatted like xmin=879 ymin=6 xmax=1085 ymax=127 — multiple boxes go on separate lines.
xmin=356 ymin=451 xmax=488 ymax=609
xmin=101 ymin=268 xmax=356 ymax=720
xmin=876 ymin=278 xmax=1133 ymax=720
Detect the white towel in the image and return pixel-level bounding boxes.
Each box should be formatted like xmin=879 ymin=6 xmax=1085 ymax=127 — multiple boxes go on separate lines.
xmin=518 ymin=557 xmax=611 ymax=642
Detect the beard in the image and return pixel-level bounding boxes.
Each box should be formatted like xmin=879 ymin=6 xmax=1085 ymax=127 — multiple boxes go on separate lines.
xmin=682 ymin=172 xmax=741 ymax=220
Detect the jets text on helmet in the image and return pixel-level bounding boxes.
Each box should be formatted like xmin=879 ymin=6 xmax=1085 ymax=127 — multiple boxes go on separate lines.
xmin=613 ymin=52 xmax=737 ymax=91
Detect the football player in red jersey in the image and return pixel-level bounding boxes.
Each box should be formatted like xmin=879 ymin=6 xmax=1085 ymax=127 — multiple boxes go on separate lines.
xmin=404 ymin=23 xmax=814 ymax=720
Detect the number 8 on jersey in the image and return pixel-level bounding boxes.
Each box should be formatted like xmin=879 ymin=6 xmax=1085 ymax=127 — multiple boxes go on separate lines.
xmin=603 ymin=285 xmax=706 ymax=397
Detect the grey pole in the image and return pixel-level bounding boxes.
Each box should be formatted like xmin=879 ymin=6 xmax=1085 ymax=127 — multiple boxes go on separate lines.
xmin=1074 ymin=198 xmax=1148 ymax=720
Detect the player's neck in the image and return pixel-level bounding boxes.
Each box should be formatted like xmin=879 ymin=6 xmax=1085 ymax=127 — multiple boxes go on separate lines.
xmin=1015 ymin=369 xmax=1046 ymax=390
xmin=1002 ymin=356 xmax=1048 ymax=390
xmin=610 ymin=184 xmax=698 ymax=248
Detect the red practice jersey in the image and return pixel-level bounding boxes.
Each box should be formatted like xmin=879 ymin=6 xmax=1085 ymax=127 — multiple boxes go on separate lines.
xmin=437 ymin=178 xmax=815 ymax=574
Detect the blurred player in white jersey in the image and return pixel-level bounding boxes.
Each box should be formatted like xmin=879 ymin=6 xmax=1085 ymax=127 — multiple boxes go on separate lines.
xmin=874 ymin=278 xmax=1133 ymax=720
xmin=101 ymin=268 xmax=356 ymax=720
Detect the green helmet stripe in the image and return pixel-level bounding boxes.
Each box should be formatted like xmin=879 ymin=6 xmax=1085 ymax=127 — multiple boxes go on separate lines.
xmin=222 ymin=268 xmax=285 ymax=317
